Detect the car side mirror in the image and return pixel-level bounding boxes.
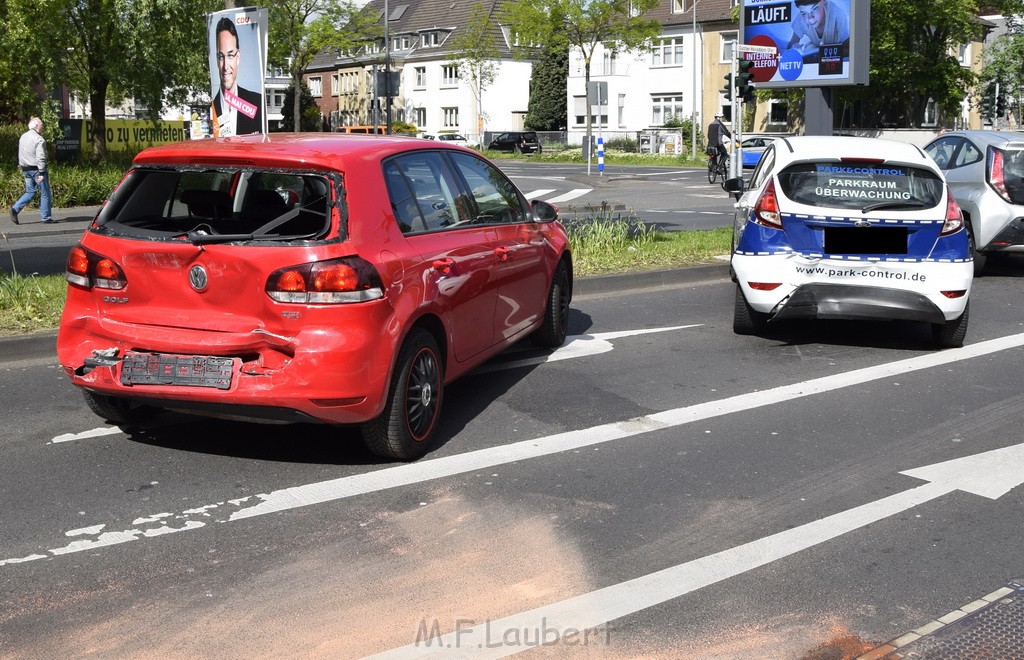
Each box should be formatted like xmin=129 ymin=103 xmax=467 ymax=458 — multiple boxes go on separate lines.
xmin=723 ymin=177 xmax=744 ymax=199
xmin=531 ymin=199 xmax=559 ymax=222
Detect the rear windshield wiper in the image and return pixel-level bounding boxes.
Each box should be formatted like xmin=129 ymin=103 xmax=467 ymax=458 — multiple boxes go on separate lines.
xmin=861 ymin=201 xmax=930 ymax=213
xmin=185 ymin=231 xmax=255 ymax=244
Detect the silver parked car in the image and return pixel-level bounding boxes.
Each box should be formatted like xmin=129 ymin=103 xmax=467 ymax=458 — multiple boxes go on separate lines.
xmin=924 ymin=130 xmax=1024 ymax=275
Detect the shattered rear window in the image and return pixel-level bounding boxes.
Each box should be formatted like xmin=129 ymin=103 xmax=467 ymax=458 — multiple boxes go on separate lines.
xmin=94 ymin=167 xmax=337 ymax=242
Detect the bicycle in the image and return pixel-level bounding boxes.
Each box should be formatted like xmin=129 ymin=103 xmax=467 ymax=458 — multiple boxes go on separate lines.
xmin=707 ymin=150 xmax=730 ymax=187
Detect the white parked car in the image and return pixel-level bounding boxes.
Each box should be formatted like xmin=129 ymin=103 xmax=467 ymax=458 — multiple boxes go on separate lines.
xmin=432 ymin=133 xmax=477 ymax=148
xmin=924 ymin=130 xmax=1024 ymax=275
xmin=725 ymin=135 xmax=972 ymax=348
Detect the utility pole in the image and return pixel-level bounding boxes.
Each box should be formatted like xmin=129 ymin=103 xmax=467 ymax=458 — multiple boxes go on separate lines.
xmin=384 ymin=0 xmax=392 ymax=133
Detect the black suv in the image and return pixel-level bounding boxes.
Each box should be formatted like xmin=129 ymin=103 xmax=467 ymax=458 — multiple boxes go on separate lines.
xmin=487 ymin=131 xmax=542 ymax=154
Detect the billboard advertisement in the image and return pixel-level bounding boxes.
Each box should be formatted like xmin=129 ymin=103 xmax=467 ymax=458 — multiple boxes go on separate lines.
xmin=741 ymin=0 xmax=869 ymax=88
xmin=204 ymin=7 xmax=268 ymax=137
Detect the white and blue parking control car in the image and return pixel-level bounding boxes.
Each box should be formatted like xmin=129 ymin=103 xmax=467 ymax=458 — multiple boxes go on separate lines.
xmin=725 ymin=136 xmax=972 ymax=348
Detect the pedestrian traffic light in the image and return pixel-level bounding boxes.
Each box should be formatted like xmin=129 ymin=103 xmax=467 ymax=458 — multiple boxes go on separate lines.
xmin=722 ymin=73 xmax=733 ymax=101
xmin=981 ymin=83 xmax=997 ymax=119
xmin=737 ymin=58 xmax=755 ymax=103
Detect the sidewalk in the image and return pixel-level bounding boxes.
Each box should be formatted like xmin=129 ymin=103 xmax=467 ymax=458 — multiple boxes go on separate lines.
xmin=2 ymin=205 xmax=102 ymax=239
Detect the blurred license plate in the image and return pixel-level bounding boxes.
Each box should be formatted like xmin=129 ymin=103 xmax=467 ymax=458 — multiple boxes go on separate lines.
xmin=120 ymin=353 xmax=234 ymax=389
xmin=824 ymin=227 xmax=908 ymax=254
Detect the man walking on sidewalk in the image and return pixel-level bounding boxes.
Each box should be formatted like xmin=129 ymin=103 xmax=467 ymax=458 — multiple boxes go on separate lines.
xmin=10 ymin=116 xmax=53 ymax=225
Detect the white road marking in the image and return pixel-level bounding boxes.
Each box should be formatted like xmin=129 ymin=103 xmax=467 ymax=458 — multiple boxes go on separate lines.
xmin=50 ymin=427 xmax=122 ymax=444
xmin=546 ymin=189 xmax=592 ymax=203
xmin=520 ymin=189 xmax=556 ymax=199
xmin=5 ymin=332 xmax=1024 ymax=568
xmin=371 ymin=443 xmax=1024 ymax=658
xmin=473 ymin=326 xmax=699 ymax=373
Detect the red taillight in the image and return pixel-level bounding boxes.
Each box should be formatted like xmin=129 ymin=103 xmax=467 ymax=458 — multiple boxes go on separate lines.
xmin=312 ymin=263 xmax=359 ymax=292
xmin=988 ymin=147 xmax=1011 ymax=202
xmin=266 ymin=257 xmax=384 ymax=304
xmin=65 ymin=245 xmax=127 ymax=290
xmin=940 ymin=290 xmax=968 ymax=299
xmin=752 ymin=179 xmax=783 ymax=229
xmin=940 ymin=188 xmax=964 ymax=236
xmin=275 ymin=270 xmax=307 ymax=292
xmin=747 ymin=282 xmax=782 ymax=291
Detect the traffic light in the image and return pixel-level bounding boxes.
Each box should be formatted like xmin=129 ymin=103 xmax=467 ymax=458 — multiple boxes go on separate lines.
xmin=996 ymin=91 xmax=1006 ymax=117
xmin=981 ymin=83 xmax=997 ymax=119
xmin=737 ymin=58 xmax=755 ymax=103
xmin=722 ymin=73 xmax=733 ymax=102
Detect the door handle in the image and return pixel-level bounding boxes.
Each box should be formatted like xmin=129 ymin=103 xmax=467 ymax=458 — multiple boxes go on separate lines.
xmin=432 ymin=258 xmax=454 ymax=274
xmin=494 ymin=246 xmax=510 ymax=261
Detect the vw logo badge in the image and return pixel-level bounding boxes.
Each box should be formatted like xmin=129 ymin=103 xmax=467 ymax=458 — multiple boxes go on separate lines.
xmin=189 ymin=265 xmax=209 ymax=292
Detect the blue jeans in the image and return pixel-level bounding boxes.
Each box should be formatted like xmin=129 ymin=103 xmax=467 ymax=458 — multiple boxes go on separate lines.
xmin=13 ymin=168 xmax=52 ymax=221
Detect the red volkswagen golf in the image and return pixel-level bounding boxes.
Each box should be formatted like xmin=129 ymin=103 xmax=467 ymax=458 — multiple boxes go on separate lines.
xmin=56 ymin=134 xmax=572 ymax=460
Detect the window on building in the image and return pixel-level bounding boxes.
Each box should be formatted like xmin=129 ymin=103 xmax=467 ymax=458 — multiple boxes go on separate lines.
xmin=443 ymin=106 xmax=459 ymax=127
xmin=923 ymin=98 xmax=938 ymax=126
xmin=421 ymin=31 xmax=439 ymax=47
xmin=414 ymin=107 xmax=426 ymax=127
xmin=652 ymin=94 xmax=684 ymax=126
xmin=958 ymin=43 xmax=970 ymax=66
xmin=415 ymin=66 xmax=426 ymax=87
xmin=652 ymin=37 xmax=685 ymax=67
xmin=442 ymin=65 xmax=459 ymax=86
xmin=672 ymin=0 xmax=686 ymax=12
xmin=602 ymin=51 xmax=618 ymax=75
xmin=572 ymin=96 xmax=608 ymax=127
xmin=768 ymin=100 xmax=788 ymax=125
xmin=342 ymin=71 xmax=358 ymax=94
xmin=308 ymin=77 xmax=322 ymax=97
xmin=332 ymin=74 xmax=339 ymax=96
xmin=618 ymin=94 xmax=626 ymax=127
xmin=720 ymin=33 xmax=736 ymax=63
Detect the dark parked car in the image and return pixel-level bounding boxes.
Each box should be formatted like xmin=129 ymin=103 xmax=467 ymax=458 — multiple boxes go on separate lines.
xmin=56 ymin=134 xmax=572 ymax=460
xmin=487 ymin=131 xmax=542 ymax=154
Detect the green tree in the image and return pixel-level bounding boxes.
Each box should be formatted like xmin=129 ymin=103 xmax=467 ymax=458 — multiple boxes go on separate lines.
xmin=981 ymin=18 xmax=1024 ymax=128
xmin=525 ymin=37 xmax=569 ymax=131
xmin=280 ymin=82 xmax=322 ymax=132
xmin=446 ymin=3 xmax=499 ymax=141
xmin=3 ymin=0 xmax=218 ymax=159
xmin=500 ymin=0 xmax=661 ymax=148
xmin=268 ymin=0 xmax=377 ymax=132
xmin=834 ymin=0 xmax=1024 ymax=128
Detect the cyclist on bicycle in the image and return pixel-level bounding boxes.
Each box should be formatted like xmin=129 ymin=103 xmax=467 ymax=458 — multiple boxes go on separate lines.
xmin=706 ymin=114 xmax=731 ymax=173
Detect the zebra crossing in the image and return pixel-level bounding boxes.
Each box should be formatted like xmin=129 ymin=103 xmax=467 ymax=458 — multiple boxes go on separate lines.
xmin=520 ymin=188 xmax=592 ymax=203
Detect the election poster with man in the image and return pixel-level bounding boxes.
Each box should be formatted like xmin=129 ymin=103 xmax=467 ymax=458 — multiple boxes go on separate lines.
xmin=204 ymin=7 xmax=268 ymax=137
xmin=740 ymin=0 xmax=869 ymax=89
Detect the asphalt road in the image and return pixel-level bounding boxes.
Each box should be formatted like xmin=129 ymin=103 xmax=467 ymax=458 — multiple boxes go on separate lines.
xmin=3 ymin=258 xmax=1024 ymax=657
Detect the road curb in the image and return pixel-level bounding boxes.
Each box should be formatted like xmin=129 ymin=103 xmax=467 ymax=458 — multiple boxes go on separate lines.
xmin=1 ymin=264 xmax=731 ymax=362
xmin=574 ymin=262 xmax=730 ymax=296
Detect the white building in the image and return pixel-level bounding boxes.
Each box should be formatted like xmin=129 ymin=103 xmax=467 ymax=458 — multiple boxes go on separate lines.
xmin=306 ymin=0 xmax=536 ymax=144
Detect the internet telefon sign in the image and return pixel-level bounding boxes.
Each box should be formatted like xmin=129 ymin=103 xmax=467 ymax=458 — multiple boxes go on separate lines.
xmin=740 ymin=0 xmax=870 ymax=88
